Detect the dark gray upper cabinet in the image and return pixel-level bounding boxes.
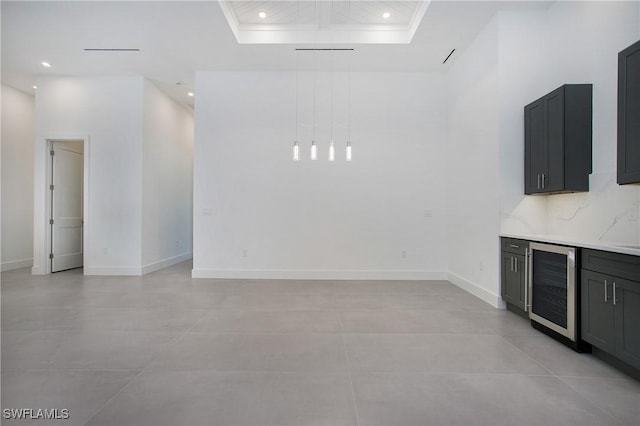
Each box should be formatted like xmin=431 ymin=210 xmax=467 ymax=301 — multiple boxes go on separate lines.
xmin=618 ymin=40 xmax=640 ymax=185
xmin=524 ymin=84 xmax=593 ymax=195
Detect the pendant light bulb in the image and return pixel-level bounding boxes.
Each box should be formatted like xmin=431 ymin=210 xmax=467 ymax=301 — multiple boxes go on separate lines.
xmin=329 ymin=140 xmax=335 ymax=161
xmin=346 ymin=141 xmax=352 ymax=162
xmin=293 ymin=140 xmax=300 ymax=161
xmin=311 ymin=140 xmax=318 ymax=161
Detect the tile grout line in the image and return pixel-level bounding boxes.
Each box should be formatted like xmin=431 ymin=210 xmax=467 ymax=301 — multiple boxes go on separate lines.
xmin=335 ymin=280 xmax=361 ymax=426
xmin=556 ymin=375 xmax=631 ymax=425
xmin=498 ymin=335 xmax=556 ymax=377
xmin=80 ymin=307 xmax=210 ymax=425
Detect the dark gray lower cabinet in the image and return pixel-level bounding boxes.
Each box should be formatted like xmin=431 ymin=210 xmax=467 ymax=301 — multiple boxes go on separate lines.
xmin=581 ymin=270 xmax=615 ymax=353
xmin=581 ymin=249 xmax=640 ymax=370
xmin=501 ymin=239 xmax=528 ymax=312
xmin=614 ymin=278 xmax=640 ymax=368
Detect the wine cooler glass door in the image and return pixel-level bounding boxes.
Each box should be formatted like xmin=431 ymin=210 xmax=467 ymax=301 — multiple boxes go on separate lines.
xmin=528 ymin=243 xmax=576 ymax=341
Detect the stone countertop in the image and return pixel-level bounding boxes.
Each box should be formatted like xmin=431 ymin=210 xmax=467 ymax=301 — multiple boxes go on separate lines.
xmin=500 ymin=233 xmax=640 ymax=256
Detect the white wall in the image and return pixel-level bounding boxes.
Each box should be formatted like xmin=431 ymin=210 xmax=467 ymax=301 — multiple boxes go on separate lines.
xmin=1 ymin=84 xmax=35 ymax=271
xmin=497 ymin=10 xmax=549 ymax=236
xmin=34 ymin=76 xmax=144 ymax=275
xmin=142 ymin=80 xmax=194 ymax=273
xmin=497 ymin=2 xmax=640 ymax=245
xmin=193 ymin=71 xmax=448 ymax=279
xmin=446 ymin=17 xmax=503 ymax=307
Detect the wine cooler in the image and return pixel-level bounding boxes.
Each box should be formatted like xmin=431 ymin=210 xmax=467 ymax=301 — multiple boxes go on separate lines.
xmin=528 ymin=242 xmax=577 ymax=342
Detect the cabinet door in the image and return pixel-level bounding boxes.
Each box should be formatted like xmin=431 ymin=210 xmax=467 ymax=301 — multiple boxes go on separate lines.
xmin=502 ymin=253 xmax=526 ymax=311
xmin=525 ymin=100 xmax=546 ymax=194
xmin=618 ymin=40 xmax=640 ymax=184
xmin=581 ymin=270 xmax=615 ymax=353
xmin=544 ymin=88 xmax=565 ymax=192
xmin=613 ymin=278 xmax=640 ymax=370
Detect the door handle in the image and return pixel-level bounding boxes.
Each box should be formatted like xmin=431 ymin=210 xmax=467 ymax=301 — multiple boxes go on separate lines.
xmin=604 ymin=280 xmax=608 ymax=303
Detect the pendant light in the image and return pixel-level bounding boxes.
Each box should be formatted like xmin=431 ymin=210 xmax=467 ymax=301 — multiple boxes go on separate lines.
xmin=293 ymin=140 xmax=300 ymax=161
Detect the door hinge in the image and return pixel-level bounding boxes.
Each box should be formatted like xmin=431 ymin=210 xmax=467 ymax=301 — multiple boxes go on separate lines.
xmin=49 ymin=184 xmax=54 ymax=191
xmin=49 ymin=253 xmax=54 ymax=259
xmin=50 ymin=150 xmax=55 ymax=156
xmin=49 ymin=219 xmax=54 ymax=225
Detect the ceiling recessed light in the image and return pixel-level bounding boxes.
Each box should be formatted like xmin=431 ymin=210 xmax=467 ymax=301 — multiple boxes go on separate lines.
xmin=41 ymin=61 xmax=51 ymax=68
xmin=258 ymin=11 xmax=266 ymax=19
xmin=188 ymin=92 xmax=194 ymax=97
xmin=33 ymin=85 xmax=37 ymax=89
xmin=382 ymin=12 xmax=391 ymax=19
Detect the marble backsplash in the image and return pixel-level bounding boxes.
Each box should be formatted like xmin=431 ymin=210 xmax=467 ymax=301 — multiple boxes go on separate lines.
xmin=501 ymin=172 xmax=640 ymax=245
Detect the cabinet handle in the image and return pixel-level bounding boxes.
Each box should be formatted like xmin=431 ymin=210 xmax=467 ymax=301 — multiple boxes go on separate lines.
xmin=542 ymin=173 xmax=546 ymax=189
xmin=509 ymin=244 xmax=519 ymax=249
xmin=510 ymin=257 xmax=514 ymax=272
xmin=613 ymin=282 xmax=617 ymax=306
xmin=514 ymin=257 xmax=518 ymax=273
xmin=537 ymin=174 xmax=541 ymax=189
xmin=604 ymin=280 xmax=608 ymax=303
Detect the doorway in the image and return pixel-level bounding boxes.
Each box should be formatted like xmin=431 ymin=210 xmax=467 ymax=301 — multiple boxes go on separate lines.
xmin=49 ymin=140 xmax=84 ymax=272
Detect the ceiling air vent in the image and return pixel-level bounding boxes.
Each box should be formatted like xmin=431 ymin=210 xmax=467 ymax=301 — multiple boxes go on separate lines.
xmin=442 ymin=49 xmax=456 ymax=64
xmin=83 ymin=48 xmax=140 ymax=52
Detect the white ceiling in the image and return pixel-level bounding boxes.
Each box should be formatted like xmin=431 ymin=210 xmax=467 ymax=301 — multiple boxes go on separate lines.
xmin=1 ymin=1 xmax=553 ymax=108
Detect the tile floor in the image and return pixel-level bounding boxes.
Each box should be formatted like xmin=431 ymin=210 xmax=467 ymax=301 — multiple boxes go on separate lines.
xmin=1 ymin=261 xmax=639 ymax=426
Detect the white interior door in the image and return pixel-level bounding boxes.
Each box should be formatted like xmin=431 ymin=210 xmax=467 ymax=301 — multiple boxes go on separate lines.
xmin=51 ymin=141 xmax=84 ymax=272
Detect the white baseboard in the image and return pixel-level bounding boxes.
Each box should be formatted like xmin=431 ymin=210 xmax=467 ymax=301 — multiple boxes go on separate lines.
xmin=447 ymin=272 xmax=505 ymax=309
xmin=32 ymin=265 xmax=46 ymax=275
xmin=191 ymin=269 xmax=448 ymax=280
xmin=1 ymin=258 xmax=33 ymax=272
xmin=83 ymin=266 xmax=143 ymax=276
xmin=141 ymin=252 xmax=192 ymax=275
xmin=84 ymin=252 xmax=192 ymax=276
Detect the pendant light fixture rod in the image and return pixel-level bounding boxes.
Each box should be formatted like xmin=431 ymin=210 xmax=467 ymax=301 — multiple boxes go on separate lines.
xmin=295 ymin=61 xmax=299 ymax=143
xmin=310 ymin=0 xmax=318 ymax=161
xmin=346 ymin=0 xmax=353 ymax=162
xmin=330 ymin=50 xmax=333 ymax=143
xmin=311 ymin=51 xmax=317 ymax=161
xmin=293 ymin=0 xmax=301 ymax=162
xmin=348 ymin=50 xmax=351 ymax=143
xmin=329 ymin=49 xmax=335 ymax=161
xmin=295 ymin=0 xmax=299 ymax=143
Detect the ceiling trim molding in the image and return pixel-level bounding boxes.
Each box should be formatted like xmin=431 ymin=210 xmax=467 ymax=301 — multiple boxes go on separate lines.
xmin=218 ymin=0 xmax=432 ymax=44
